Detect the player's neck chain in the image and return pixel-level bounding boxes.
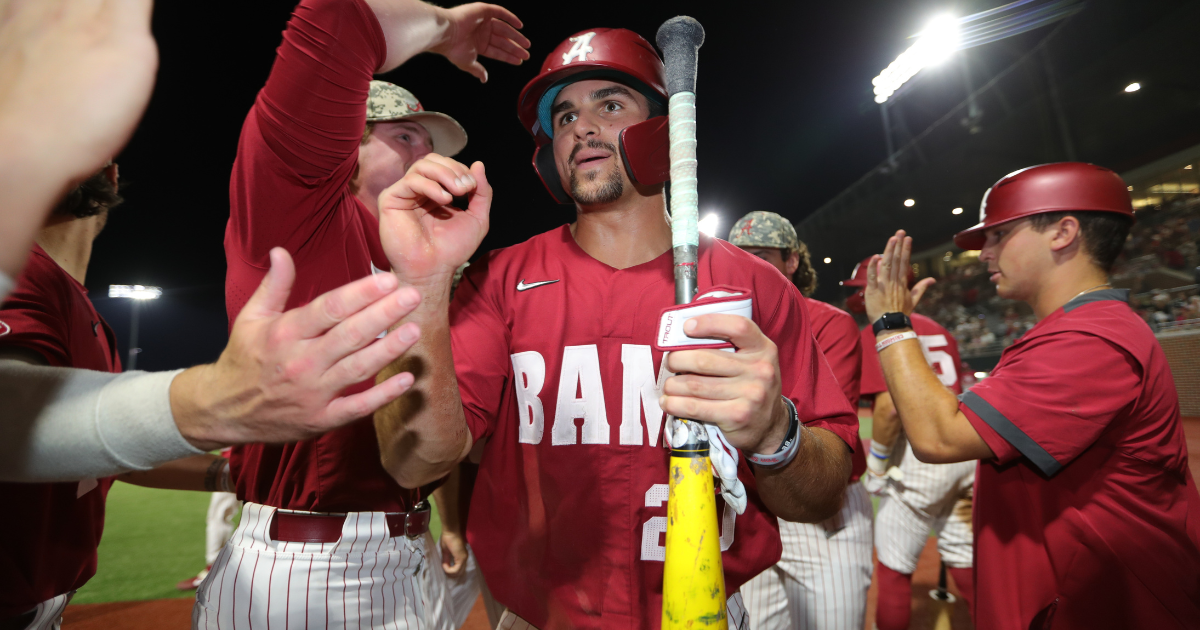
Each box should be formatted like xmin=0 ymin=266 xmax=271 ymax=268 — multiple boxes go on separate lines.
xmin=1072 ymin=283 xmax=1112 ymax=300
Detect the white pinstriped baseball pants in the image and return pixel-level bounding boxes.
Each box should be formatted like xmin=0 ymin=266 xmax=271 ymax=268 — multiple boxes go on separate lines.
xmin=192 ymin=503 xmax=426 ymax=629
xmin=420 ymin=537 xmax=484 ymax=630
xmin=11 ymin=592 xmax=72 ymax=630
xmin=740 ymin=483 xmax=874 ymax=630
xmin=875 ymin=440 xmax=975 ymax=574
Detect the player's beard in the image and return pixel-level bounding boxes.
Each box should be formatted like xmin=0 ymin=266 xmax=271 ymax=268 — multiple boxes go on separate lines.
xmin=569 ymin=140 xmax=624 ymax=205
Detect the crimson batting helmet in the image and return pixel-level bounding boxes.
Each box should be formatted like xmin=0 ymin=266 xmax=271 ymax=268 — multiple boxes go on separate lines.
xmin=843 ymin=256 xmax=916 ymax=314
xmin=954 ymin=162 xmax=1135 ymax=250
xmin=518 ymin=29 xmax=669 ymax=204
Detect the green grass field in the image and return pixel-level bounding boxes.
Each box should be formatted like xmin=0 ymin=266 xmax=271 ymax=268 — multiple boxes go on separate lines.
xmin=76 ymin=413 xmax=871 ymax=605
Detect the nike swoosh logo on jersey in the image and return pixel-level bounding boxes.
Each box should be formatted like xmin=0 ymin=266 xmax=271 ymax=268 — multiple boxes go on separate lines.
xmin=517 ymin=279 xmax=560 ymax=291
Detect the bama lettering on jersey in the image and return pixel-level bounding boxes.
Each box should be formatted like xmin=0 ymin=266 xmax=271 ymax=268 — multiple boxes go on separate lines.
xmin=510 ymin=343 xmax=672 ymax=447
xmin=452 ymin=227 xmax=858 ymax=630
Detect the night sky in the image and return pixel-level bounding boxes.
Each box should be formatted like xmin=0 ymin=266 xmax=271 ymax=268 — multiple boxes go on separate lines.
xmin=87 ymin=0 xmax=1040 ymax=370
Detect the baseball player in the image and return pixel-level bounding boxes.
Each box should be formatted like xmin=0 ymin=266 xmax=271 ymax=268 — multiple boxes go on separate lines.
xmin=372 ymin=28 xmax=860 ymax=630
xmin=0 ymin=166 xmax=235 ymax=629
xmin=201 ymin=0 xmax=529 ymax=627
xmin=843 ymin=257 xmax=975 ymax=629
xmin=729 ymin=212 xmax=874 ymax=630
xmin=864 ymin=162 xmax=1200 ymax=629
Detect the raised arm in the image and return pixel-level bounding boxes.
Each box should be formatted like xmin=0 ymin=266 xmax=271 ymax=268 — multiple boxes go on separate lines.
xmin=865 ymin=231 xmax=994 ymax=463
xmin=374 ymin=156 xmax=491 ymax=488
xmin=231 ymin=0 xmax=527 ymax=261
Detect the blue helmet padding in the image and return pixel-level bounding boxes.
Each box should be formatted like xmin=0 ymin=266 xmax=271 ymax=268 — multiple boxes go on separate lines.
xmin=537 ymin=84 xmax=568 ymax=139
xmin=535 ymin=70 xmax=665 ymax=139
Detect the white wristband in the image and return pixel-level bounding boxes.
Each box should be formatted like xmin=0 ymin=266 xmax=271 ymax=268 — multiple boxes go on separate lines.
xmin=875 ymin=331 xmax=917 ymax=353
xmin=747 ymin=397 xmax=801 ymax=469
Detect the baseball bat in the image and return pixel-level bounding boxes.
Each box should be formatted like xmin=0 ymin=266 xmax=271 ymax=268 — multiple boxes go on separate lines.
xmin=656 ymin=16 xmax=727 ymax=630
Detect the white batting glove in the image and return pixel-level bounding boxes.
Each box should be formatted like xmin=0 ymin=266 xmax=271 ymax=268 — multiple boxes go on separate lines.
xmin=664 ymin=415 xmax=748 ymax=515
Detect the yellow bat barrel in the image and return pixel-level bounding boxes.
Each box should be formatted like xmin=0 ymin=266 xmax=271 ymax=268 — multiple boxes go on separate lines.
xmin=662 ymin=442 xmax=727 ymax=630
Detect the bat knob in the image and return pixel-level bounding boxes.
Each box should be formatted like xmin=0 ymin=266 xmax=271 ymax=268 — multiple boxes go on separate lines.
xmin=656 ymin=16 xmax=705 ymax=96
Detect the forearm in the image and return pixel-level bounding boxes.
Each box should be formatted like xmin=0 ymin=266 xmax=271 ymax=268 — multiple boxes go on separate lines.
xmin=876 ymin=335 xmax=971 ymax=462
xmin=116 ymin=453 xmax=230 ymax=492
xmin=432 ymin=461 xmax=477 ymax=535
xmin=0 ymin=362 xmax=203 ymax=482
xmin=871 ymin=392 xmax=902 ymax=449
xmin=755 ymin=425 xmax=852 ymax=523
xmin=374 ymin=299 xmax=471 ymax=489
xmin=362 ymin=0 xmax=451 ymax=72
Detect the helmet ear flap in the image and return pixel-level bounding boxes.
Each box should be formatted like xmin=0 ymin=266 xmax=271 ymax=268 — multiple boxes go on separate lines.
xmin=533 ymin=144 xmax=574 ymax=205
xmin=619 ymin=116 xmax=670 ymax=186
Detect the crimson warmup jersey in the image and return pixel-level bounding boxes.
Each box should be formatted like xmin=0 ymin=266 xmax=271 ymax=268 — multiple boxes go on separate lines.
xmin=223 ymin=0 xmax=420 ymax=512
xmin=860 ymin=312 xmax=963 ymax=397
xmin=958 ymin=289 xmax=1200 ymax=629
xmin=451 ymin=228 xmax=860 ymax=629
xmin=805 ymin=299 xmax=866 ymax=481
xmin=0 ymin=245 xmax=119 ymax=616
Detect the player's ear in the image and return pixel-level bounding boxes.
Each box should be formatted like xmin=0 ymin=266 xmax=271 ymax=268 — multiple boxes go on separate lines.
xmin=1049 ymin=215 xmax=1082 ymax=253
xmin=785 ymin=250 xmax=800 ymax=276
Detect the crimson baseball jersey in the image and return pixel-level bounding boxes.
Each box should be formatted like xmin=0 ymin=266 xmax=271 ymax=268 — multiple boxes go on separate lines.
xmin=0 ymin=245 xmax=119 ymax=616
xmin=959 ymin=289 xmax=1200 ymax=629
xmin=805 ymin=298 xmax=866 ymax=481
xmin=451 ymin=228 xmax=860 ymax=629
xmin=860 ymin=312 xmax=963 ymax=397
xmin=223 ymin=0 xmax=422 ymax=512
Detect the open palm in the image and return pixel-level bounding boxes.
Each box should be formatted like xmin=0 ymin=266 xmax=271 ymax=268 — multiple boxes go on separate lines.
xmin=431 ymin=3 xmax=531 ymax=83
xmin=379 ymin=155 xmax=491 ymax=289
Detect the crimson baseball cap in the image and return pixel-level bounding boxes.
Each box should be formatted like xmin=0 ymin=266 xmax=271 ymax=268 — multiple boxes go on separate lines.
xmin=954 ymin=162 xmax=1135 ymax=250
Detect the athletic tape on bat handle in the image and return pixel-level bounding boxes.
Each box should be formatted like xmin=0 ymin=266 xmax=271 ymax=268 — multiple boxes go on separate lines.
xmin=656 ymin=16 xmax=705 ymax=97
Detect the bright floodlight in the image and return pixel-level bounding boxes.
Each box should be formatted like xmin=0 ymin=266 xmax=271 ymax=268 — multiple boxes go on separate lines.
xmin=904 ymin=198 xmax=916 ymax=207
xmin=873 ymin=15 xmax=961 ymax=103
xmin=823 ymin=257 xmax=832 ymax=264
xmin=974 ymin=371 xmax=988 ymax=379
xmin=698 ymin=213 xmax=720 ymax=238
xmin=952 ymin=207 xmax=964 ymax=214
xmin=109 ymin=284 xmax=162 ymax=300
xmin=1124 ymin=82 xmax=1141 ymax=93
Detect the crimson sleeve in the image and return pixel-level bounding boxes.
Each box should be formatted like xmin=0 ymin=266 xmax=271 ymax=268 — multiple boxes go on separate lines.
xmin=227 ymin=0 xmax=387 ymax=265
xmin=765 ymin=290 xmax=858 ymax=453
xmin=859 ymin=325 xmax=887 ymax=397
xmin=810 ymin=306 xmax=862 ymax=406
xmin=0 ymin=261 xmax=69 ymax=367
xmin=449 ymin=261 xmax=513 ymax=443
xmin=958 ymin=331 xmax=1141 ymax=476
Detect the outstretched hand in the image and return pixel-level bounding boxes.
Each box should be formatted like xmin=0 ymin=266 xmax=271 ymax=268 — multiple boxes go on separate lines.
xmin=379 ymin=155 xmax=491 ymax=294
xmin=171 ymin=248 xmax=424 ymax=449
xmin=432 ymin=3 xmax=531 ymax=83
xmin=864 ymin=229 xmax=936 ymax=324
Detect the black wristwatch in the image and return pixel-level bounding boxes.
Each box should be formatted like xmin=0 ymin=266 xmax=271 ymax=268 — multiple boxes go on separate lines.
xmin=871 ymin=312 xmax=913 ymax=335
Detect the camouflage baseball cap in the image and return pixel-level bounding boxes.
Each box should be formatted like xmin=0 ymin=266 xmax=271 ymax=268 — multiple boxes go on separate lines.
xmin=366 ymin=81 xmax=468 ymax=157
xmin=728 ymin=211 xmax=799 ymax=252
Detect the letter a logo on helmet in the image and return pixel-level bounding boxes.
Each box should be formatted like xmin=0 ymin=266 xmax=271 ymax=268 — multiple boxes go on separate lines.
xmin=562 ymin=32 xmax=596 ymax=64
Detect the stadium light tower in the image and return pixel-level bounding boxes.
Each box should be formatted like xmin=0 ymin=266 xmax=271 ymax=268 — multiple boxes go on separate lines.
xmin=109 ymin=285 xmax=161 ymax=370
xmin=872 ymin=15 xmax=962 ymax=104
xmin=874 ymin=15 xmax=961 ymax=170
